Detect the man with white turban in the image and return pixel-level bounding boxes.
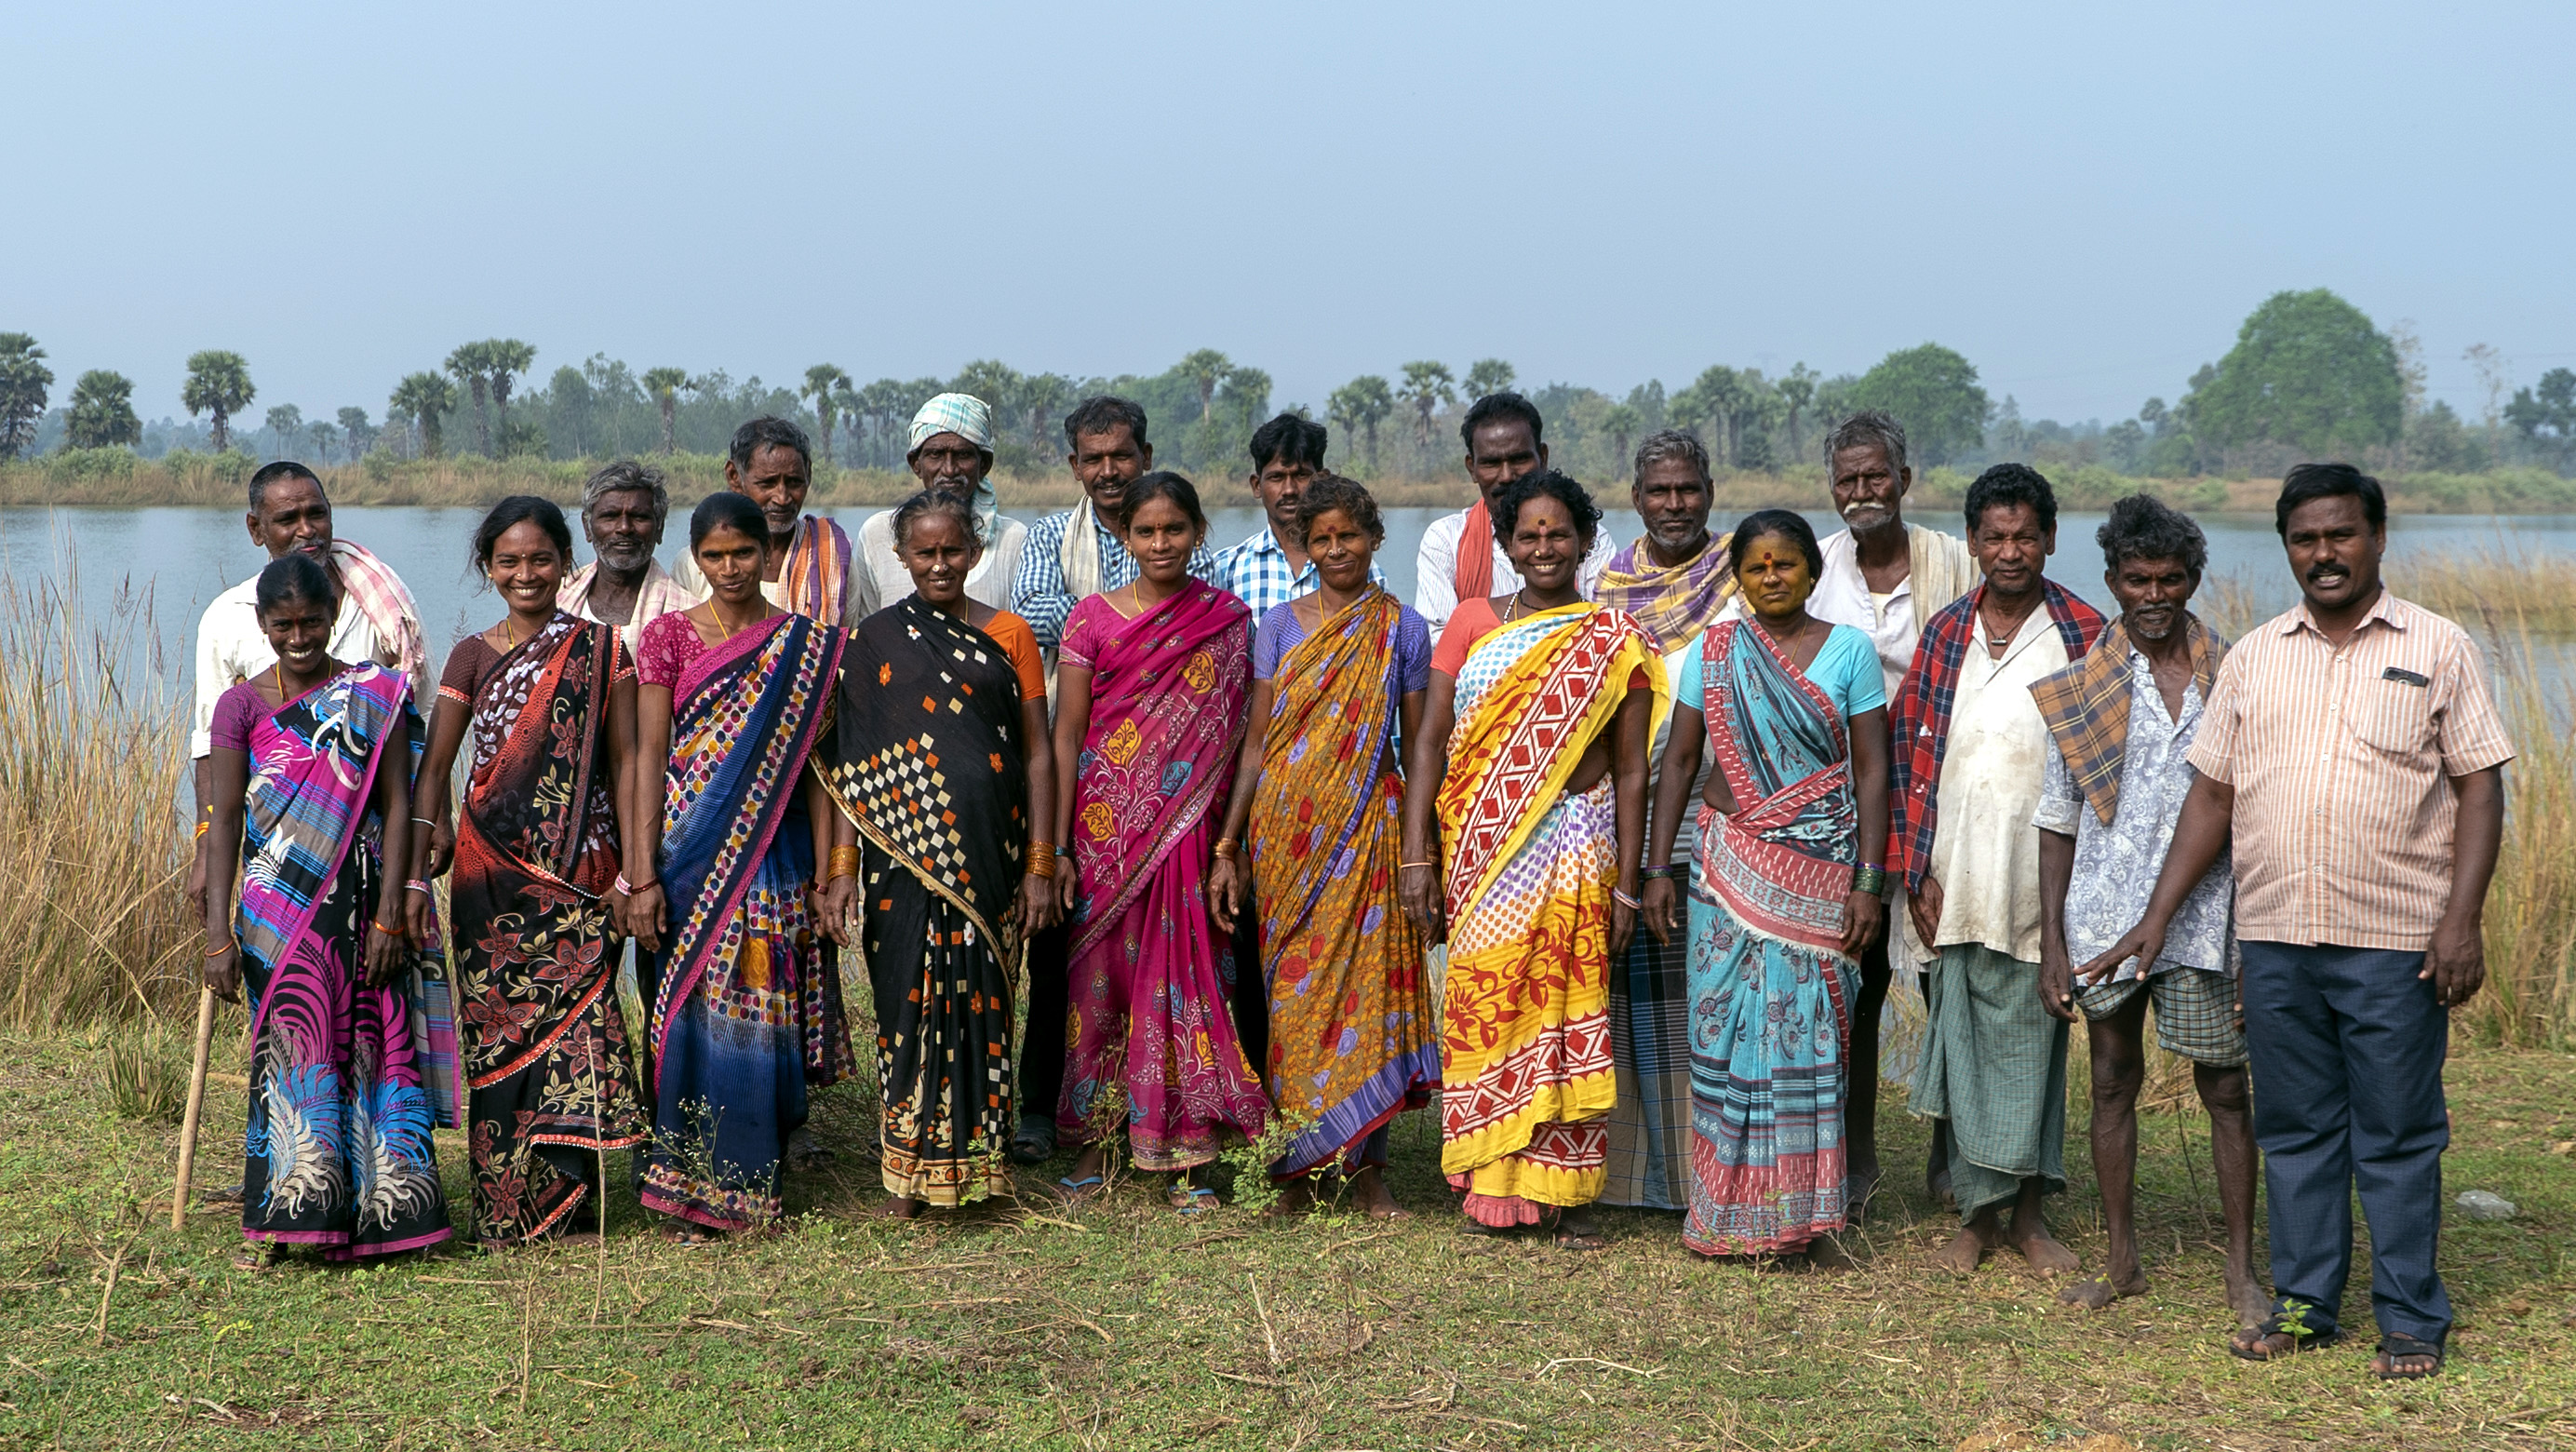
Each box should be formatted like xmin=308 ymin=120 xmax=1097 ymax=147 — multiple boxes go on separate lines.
xmin=852 ymin=392 xmax=1030 ymax=615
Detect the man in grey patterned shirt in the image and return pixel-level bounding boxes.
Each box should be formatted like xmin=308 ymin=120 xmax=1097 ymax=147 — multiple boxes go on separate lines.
xmin=2032 ymin=494 xmax=2261 ymax=1326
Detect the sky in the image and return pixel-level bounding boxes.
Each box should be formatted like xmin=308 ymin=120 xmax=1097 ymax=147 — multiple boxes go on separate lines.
xmin=7 ymin=0 xmax=2571 ymax=432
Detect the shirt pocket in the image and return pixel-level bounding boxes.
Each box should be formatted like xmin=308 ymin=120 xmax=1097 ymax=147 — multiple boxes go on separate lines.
xmin=2347 ymin=668 xmax=2436 ymax=757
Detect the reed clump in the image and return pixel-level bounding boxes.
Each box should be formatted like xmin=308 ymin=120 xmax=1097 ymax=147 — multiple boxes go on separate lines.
xmin=2390 ymin=551 xmax=2576 ymax=636
xmin=2462 ymin=639 xmax=2576 ymax=1049
xmin=0 ymin=566 xmax=199 ymax=1028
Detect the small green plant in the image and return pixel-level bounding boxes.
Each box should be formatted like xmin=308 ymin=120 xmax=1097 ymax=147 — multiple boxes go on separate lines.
xmin=1215 ymin=1108 xmax=1313 ymax=1216
xmin=101 ymin=1021 xmax=186 ymax=1123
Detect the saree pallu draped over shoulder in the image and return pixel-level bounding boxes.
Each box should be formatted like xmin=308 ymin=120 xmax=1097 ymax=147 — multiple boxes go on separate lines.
xmin=450 ymin=615 xmax=648 ymax=1244
xmin=642 ymin=612 xmax=852 ymax=1231
xmin=1252 ymin=588 xmax=1437 ymax=1178
xmin=1684 ymin=619 xmax=1859 ymax=1255
xmin=825 ymin=598 xmax=1030 ymax=1206
xmin=1437 ymin=604 xmax=1667 ymax=1227
xmin=1059 ymin=585 xmax=1270 ymax=1170
xmin=234 ymin=663 xmax=454 ymax=1258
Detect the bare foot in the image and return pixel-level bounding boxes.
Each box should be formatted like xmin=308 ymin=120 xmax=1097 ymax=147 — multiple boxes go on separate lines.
xmin=2224 ymin=1268 xmax=2270 ymax=1328
xmin=871 ymin=1196 xmax=924 ymax=1221
xmin=1550 ymin=1206 xmax=1606 ymax=1251
xmin=1263 ymin=1177 xmax=1317 ymax=1219
xmin=1845 ymin=1163 xmax=1883 ymax=1223
xmin=2057 ymin=1270 xmax=2146 ymax=1310
xmin=1351 ymin=1166 xmax=1410 ymax=1221
xmin=1928 ymin=1225 xmax=1987 ymax=1273
xmin=1927 ymin=1165 xmax=1954 ymax=1212
xmin=1803 ymin=1234 xmax=1854 ymax=1271
xmin=2009 ymin=1224 xmax=2080 ymax=1278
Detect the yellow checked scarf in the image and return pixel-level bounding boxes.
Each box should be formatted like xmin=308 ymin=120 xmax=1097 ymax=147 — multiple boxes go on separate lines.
xmin=2029 ymin=614 xmax=2226 ymax=826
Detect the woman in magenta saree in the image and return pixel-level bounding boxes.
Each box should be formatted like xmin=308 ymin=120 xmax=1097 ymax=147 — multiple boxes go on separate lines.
xmin=200 ymin=554 xmax=454 ymax=1265
xmin=628 ymin=496 xmax=853 ymax=1234
xmin=1049 ymin=475 xmax=1269 ymax=1210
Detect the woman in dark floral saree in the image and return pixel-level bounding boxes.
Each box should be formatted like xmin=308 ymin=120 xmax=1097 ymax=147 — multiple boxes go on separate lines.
xmin=413 ymin=497 xmax=647 ymax=1244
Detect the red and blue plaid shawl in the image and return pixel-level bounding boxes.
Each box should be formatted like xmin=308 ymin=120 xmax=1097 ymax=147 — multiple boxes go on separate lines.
xmin=1887 ymin=580 xmax=2105 ymax=892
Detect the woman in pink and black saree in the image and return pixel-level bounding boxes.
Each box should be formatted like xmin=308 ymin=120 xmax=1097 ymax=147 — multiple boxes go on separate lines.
xmin=200 ymin=553 xmax=454 ymax=1269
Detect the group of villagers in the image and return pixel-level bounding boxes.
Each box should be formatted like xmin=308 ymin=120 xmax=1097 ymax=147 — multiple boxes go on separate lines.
xmin=193 ymin=385 xmax=2509 ymax=1392
xmin=188 ymin=401 xmax=1874 ymax=1266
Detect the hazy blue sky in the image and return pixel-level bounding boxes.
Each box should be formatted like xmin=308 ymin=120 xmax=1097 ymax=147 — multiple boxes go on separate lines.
xmin=7 ymin=0 xmax=2569 ymax=435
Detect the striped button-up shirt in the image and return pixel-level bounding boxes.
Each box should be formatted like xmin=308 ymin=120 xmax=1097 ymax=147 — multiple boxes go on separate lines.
xmin=1207 ymin=523 xmax=1387 ymax=621
xmin=2185 ymin=590 xmax=2514 ymax=953
xmin=1011 ymin=508 xmax=1217 ymax=650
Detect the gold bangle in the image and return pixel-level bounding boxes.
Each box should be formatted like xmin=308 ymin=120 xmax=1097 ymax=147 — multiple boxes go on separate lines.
xmin=1026 ymin=857 xmax=1056 ymax=881
xmin=1399 ymin=861 xmax=1435 ymax=870
xmin=369 ymin=920 xmax=404 ymax=937
xmin=203 ymin=940 xmax=235 ymax=958
xmin=1214 ymin=838 xmax=1238 ymax=860
xmin=827 ymin=845 xmax=861 ymax=881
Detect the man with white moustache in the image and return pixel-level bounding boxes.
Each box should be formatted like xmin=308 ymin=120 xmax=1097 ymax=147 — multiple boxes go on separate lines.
xmin=1803 ymin=410 xmax=1976 ymax=1214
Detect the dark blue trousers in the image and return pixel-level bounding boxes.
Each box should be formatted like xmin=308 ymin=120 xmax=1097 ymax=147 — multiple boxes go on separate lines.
xmin=2238 ymin=941 xmax=2452 ymax=1345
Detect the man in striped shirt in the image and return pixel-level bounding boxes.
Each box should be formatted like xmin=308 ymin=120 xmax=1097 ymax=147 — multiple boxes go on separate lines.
xmin=2087 ymin=464 xmax=2511 ymax=1381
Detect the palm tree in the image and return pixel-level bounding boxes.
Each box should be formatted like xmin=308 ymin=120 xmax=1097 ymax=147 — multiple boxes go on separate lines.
xmin=338 ymin=406 xmax=377 ymax=457
xmin=1602 ymin=403 xmax=1642 ymax=467
xmin=445 ymin=342 xmax=496 ymax=454
xmin=949 ymin=359 xmax=1023 ymax=432
xmin=389 ymin=371 xmax=457 ymax=458
xmin=802 ymin=364 xmax=852 ymax=465
xmin=831 ymin=376 xmax=865 ymax=465
xmin=308 ymin=421 xmax=339 ymax=462
xmin=1328 ymin=375 xmax=1395 ymax=473
xmin=1020 ymin=371 xmax=1074 ymax=450
xmin=1464 ymin=357 xmax=1516 ymax=401
xmin=485 ymin=339 xmax=536 ymax=437
xmin=1175 ymin=350 xmax=1232 ymax=423
xmin=0 ymin=334 xmax=55 ymax=459
xmin=182 ymin=350 xmax=256 ymax=453
xmin=264 ymin=404 xmax=304 ymax=458
xmin=63 ymin=370 xmax=141 ymax=450
xmin=1777 ymin=364 xmax=1818 ymax=464
xmin=1399 ymin=360 xmax=1456 ymax=448
xmin=642 ymin=368 xmax=690 ymax=455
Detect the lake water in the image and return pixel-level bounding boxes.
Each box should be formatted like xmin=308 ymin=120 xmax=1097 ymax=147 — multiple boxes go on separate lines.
xmin=6 ymin=504 xmax=2574 ymax=697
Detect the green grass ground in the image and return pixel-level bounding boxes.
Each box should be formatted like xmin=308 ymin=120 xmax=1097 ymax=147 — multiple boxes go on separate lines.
xmin=5 ymin=1025 xmax=2570 ymax=1451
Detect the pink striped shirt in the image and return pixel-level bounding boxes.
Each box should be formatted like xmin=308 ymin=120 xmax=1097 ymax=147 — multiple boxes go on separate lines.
xmin=2186 ymin=590 xmax=2514 ymax=952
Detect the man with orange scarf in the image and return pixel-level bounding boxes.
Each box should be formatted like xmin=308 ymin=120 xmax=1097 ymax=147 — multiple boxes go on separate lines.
xmin=1412 ymin=392 xmax=1618 ymax=630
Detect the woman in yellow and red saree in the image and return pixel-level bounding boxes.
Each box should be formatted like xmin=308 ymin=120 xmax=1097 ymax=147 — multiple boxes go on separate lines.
xmin=1401 ymin=471 xmax=1666 ymax=1248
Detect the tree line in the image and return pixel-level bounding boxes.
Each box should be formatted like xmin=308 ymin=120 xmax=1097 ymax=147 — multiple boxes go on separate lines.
xmin=5 ymin=290 xmax=2570 ymax=479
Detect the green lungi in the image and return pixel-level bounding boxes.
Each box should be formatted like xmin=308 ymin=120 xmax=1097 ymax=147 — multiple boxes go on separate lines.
xmin=1912 ymin=944 xmax=2068 ymax=1224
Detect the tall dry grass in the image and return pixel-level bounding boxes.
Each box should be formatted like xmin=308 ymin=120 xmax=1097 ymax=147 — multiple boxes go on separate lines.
xmin=2391 ymin=551 xmax=2576 ymax=635
xmin=0 ymin=564 xmax=199 ymax=1027
xmin=2458 ymin=636 xmax=2576 ymax=1048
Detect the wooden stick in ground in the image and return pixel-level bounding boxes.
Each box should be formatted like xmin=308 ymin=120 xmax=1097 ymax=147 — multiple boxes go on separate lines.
xmin=170 ymin=986 xmax=218 ymax=1231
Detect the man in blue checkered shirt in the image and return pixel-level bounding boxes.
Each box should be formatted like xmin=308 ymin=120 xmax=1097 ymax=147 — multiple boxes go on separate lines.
xmin=1013 ymin=395 xmax=1214 ymax=652
xmin=1208 ymin=411 xmax=1385 ymax=619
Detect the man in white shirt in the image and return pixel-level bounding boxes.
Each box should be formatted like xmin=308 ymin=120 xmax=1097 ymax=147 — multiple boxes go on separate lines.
xmin=187 ymin=462 xmax=424 ymax=912
xmin=851 ymin=393 xmax=1029 ymax=615
xmin=1888 ymin=464 xmax=2106 ymax=1278
xmin=557 ymin=459 xmax=693 ymax=652
xmin=1413 ymin=392 xmax=1617 ymax=630
xmin=1800 ymin=410 xmax=1977 ymax=1215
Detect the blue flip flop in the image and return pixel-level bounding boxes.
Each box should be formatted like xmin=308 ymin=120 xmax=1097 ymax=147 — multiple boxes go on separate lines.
xmin=1054 ymin=1175 xmax=1106 ymax=1202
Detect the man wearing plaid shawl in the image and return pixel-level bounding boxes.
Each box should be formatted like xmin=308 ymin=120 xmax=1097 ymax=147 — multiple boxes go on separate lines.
xmin=1888 ymin=464 xmax=2103 ymax=1279
xmin=2031 ymin=494 xmax=2260 ymax=1325
xmin=1592 ymin=428 xmax=1731 ymax=1211
xmin=852 ymin=392 xmax=1029 ymax=615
